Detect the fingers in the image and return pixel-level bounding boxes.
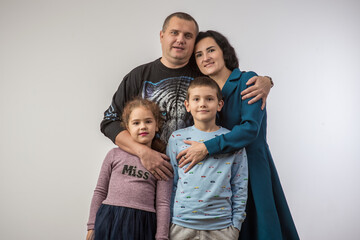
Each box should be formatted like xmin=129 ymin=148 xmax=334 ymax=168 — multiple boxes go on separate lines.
xmin=176 ymin=149 xmax=188 ymax=160
xmin=160 ymin=161 xmax=174 ymax=176
xmin=241 ymin=86 xmax=253 ymax=97
xmin=163 ymin=160 xmax=173 ymax=172
xmin=176 ymin=141 xmax=195 ymax=159
xmin=178 ymin=155 xmax=191 ymax=167
xmin=152 ymin=161 xmax=173 ymax=180
xmin=245 ymin=76 xmax=257 ymax=85
xmin=183 ymin=140 xmax=195 ymax=144
xmin=161 ymin=153 xmax=170 ymax=161
xmin=140 ymin=148 xmax=174 ymax=180
xmin=184 ymin=161 xmax=197 ymax=173
xmin=241 ymin=86 xmax=256 ymax=99
xmin=261 ymin=97 xmax=266 ymax=110
xmin=247 ymin=94 xmax=261 ymax=104
xmin=151 ymin=170 xmax=162 ymax=180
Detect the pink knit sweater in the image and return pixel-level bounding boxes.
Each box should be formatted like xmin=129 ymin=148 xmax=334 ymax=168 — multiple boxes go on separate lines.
xmin=87 ymin=148 xmax=172 ymax=240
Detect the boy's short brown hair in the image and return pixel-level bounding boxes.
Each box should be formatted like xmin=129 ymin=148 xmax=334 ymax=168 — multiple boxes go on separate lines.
xmin=186 ymin=76 xmax=222 ymax=101
xmin=162 ymin=12 xmax=199 ymax=34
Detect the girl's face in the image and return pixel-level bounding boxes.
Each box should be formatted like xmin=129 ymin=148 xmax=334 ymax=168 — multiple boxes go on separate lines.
xmin=127 ymin=106 xmax=158 ymax=147
xmin=194 ymin=37 xmax=228 ymax=78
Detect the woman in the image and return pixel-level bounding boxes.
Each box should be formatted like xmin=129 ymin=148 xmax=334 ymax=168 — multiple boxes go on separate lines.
xmin=177 ymin=30 xmax=299 ymax=240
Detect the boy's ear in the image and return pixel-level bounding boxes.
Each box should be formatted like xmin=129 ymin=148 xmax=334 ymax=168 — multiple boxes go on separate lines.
xmin=184 ymin=100 xmax=191 ymax=112
xmin=217 ymin=99 xmax=224 ymax=112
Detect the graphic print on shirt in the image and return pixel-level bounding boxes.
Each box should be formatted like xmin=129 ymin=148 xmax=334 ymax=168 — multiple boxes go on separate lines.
xmin=142 ymin=76 xmax=193 ymax=143
xmin=168 ymin=126 xmax=249 ymax=230
xmin=122 ymin=164 xmax=149 ymax=180
xmin=103 ymin=104 xmax=119 ymax=121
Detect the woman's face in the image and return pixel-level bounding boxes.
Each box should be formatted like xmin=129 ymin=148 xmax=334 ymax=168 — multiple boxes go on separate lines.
xmin=194 ymin=37 xmax=228 ymax=78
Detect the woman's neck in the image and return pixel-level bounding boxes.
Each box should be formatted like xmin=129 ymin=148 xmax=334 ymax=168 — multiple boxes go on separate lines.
xmin=209 ymin=68 xmax=232 ymax=90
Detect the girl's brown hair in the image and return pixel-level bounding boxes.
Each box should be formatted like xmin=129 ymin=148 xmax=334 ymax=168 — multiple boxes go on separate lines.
xmin=121 ymin=97 xmax=166 ymax=153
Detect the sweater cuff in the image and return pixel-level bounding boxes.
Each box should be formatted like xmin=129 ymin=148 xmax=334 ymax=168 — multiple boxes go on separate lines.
xmin=155 ymin=233 xmax=169 ymax=240
xmin=232 ymin=219 xmax=243 ymax=232
xmin=204 ymin=138 xmax=221 ymax=156
xmin=87 ymin=224 xmax=94 ymax=231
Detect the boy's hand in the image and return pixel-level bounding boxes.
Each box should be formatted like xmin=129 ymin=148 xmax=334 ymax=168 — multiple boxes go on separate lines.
xmin=177 ymin=141 xmax=208 ymax=172
xmin=241 ymin=75 xmax=272 ymax=110
xmin=86 ymin=230 xmax=95 ymax=240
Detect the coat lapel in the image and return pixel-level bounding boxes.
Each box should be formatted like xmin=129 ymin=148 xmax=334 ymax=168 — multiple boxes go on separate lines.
xmin=222 ymin=68 xmax=242 ymax=98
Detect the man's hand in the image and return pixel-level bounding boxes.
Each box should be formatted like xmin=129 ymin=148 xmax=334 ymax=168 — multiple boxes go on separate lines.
xmin=176 ymin=141 xmax=208 ymax=173
xmin=138 ymin=147 xmax=173 ymax=181
xmin=115 ymin=131 xmax=173 ymax=180
xmin=86 ymin=230 xmax=94 ymax=240
xmin=240 ymin=76 xmax=272 ymax=110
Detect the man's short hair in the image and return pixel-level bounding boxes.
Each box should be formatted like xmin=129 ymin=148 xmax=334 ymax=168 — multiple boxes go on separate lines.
xmin=162 ymin=12 xmax=199 ymax=34
xmin=186 ymin=76 xmax=222 ymax=101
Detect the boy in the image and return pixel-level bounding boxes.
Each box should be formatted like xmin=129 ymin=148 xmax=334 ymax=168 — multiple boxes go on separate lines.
xmin=166 ymin=76 xmax=248 ymax=240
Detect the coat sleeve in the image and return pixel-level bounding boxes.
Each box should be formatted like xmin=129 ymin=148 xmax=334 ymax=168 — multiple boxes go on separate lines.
xmin=100 ymin=68 xmax=144 ymax=143
xmin=204 ymin=72 xmax=266 ymax=155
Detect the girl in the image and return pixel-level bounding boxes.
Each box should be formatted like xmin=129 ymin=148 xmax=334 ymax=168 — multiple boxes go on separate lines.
xmin=177 ymin=30 xmax=299 ymax=240
xmin=86 ymin=98 xmax=172 ymax=240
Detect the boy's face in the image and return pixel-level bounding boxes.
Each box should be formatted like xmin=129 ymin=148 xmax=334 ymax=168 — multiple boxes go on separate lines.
xmin=185 ymin=86 xmax=224 ymax=125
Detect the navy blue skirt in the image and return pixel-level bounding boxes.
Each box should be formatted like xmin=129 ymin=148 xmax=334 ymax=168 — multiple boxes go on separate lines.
xmin=94 ymin=204 xmax=157 ymax=240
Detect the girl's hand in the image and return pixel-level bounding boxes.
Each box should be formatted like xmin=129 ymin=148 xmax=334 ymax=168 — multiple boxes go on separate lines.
xmin=177 ymin=141 xmax=208 ymax=172
xmin=86 ymin=230 xmax=95 ymax=240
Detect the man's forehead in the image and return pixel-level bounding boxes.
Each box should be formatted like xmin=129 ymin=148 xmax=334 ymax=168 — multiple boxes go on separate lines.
xmin=166 ymin=17 xmax=197 ymax=33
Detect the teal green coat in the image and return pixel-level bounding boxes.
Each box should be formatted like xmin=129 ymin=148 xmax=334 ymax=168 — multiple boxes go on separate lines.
xmin=205 ymin=68 xmax=299 ymax=240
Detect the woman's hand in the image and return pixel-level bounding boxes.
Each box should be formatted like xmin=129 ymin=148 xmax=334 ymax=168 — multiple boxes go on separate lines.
xmin=139 ymin=147 xmax=173 ymax=181
xmin=241 ymin=75 xmax=272 ymax=110
xmin=176 ymin=141 xmax=208 ymax=172
xmin=86 ymin=230 xmax=95 ymax=240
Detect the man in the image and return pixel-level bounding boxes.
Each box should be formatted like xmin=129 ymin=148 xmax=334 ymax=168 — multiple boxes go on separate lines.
xmin=100 ymin=12 xmax=272 ymax=180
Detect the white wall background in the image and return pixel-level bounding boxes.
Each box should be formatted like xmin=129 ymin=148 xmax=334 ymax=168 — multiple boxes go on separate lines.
xmin=1 ymin=0 xmax=359 ymax=239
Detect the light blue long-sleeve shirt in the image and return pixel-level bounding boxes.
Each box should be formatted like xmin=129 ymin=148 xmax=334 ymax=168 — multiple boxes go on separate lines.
xmin=166 ymin=126 xmax=248 ymax=231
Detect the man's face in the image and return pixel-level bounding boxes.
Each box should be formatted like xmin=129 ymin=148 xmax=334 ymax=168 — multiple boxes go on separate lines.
xmin=160 ymin=17 xmax=197 ymax=68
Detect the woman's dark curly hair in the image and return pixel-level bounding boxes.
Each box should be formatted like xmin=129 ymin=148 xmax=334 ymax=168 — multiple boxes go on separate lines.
xmin=195 ymin=30 xmax=239 ymax=71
